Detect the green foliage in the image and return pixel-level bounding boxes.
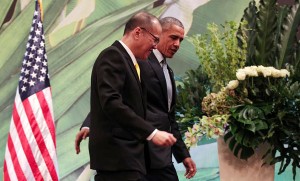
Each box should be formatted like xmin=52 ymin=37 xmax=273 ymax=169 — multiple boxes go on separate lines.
xmin=240 ymin=0 xmax=300 ymax=75
xmin=189 ymin=21 xmax=248 ymax=91
xmin=229 ymin=0 xmax=300 ymax=179
xmin=176 ymin=65 xmax=211 ymax=135
xmin=224 ymin=72 xmax=300 ymax=180
xmin=268 ymin=80 xmax=300 ymax=179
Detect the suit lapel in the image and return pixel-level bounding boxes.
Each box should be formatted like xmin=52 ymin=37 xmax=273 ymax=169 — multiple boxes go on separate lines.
xmin=168 ymin=65 xmax=176 ymax=110
xmin=112 ymin=41 xmax=146 ymax=109
xmin=148 ymin=53 xmax=169 ymax=107
xmin=112 ymin=41 xmax=141 ymax=84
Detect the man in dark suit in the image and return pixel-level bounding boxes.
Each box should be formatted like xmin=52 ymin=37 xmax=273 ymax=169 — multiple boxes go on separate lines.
xmin=139 ymin=17 xmax=196 ymax=181
xmin=89 ymin=12 xmax=177 ymax=181
xmin=76 ymin=17 xmax=196 ymax=180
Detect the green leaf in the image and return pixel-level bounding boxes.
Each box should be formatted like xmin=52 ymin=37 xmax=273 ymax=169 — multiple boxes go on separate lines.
xmin=240 ymin=146 xmax=254 ymax=160
xmin=0 ymin=0 xmax=14 ymax=27
xmin=229 ymin=136 xmax=237 ymax=151
xmin=277 ymin=0 xmax=300 ymax=68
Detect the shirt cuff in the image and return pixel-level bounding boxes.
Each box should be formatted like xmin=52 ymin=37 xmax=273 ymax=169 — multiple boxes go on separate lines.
xmin=81 ymin=127 xmax=90 ymax=130
xmin=147 ymin=129 xmax=158 ymax=141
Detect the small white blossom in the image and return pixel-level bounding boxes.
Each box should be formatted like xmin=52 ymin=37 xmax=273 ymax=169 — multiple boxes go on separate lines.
xmin=236 ymin=70 xmax=246 ymax=80
xmin=271 ymin=69 xmax=282 ymax=78
xmin=279 ymin=69 xmax=290 ymax=77
xmin=226 ymin=80 xmax=239 ymax=90
xmin=262 ymin=67 xmax=272 ymax=77
xmin=243 ymin=67 xmax=258 ymax=77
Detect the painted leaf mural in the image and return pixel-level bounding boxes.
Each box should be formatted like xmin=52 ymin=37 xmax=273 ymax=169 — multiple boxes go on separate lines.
xmin=0 ymin=0 xmax=252 ymax=180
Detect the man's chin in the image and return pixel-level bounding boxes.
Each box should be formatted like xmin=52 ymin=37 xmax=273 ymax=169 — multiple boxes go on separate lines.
xmin=166 ymin=53 xmax=174 ymax=58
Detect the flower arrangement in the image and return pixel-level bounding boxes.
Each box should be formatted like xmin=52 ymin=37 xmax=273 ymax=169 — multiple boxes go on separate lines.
xmin=183 ymin=1 xmax=300 ymax=179
xmin=185 ymin=65 xmax=300 ymax=177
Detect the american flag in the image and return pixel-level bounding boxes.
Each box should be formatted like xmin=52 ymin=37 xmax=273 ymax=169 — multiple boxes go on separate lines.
xmin=3 ymin=1 xmax=59 ymax=180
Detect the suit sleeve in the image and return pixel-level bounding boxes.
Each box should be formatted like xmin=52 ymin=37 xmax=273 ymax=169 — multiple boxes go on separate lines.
xmin=170 ymin=108 xmax=191 ymax=163
xmin=93 ymin=48 xmax=155 ymax=140
xmin=169 ymin=68 xmax=191 ymax=162
xmin=80 ymin=113 xmax=91 ymax=129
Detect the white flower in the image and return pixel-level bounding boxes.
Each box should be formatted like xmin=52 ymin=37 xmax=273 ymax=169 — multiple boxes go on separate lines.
xmin=226 ymin=80 xmax=239 ymax=90
xmin=250 ymin=65 xmax=258 ymax=69
xmin=261 ymin=67 xmax=272 ymax=77
xmin=236 ymin=70 xmax=246 ymax=80
xmin=279 ymin=69 xmax=290 ymax=77
xmin=271 ymin=68 xmax=281 ymax=78
xmin=257 ymin=65 xmax=266 ymax=74
xmin=243 ymin=67 xmax=258 ymax=77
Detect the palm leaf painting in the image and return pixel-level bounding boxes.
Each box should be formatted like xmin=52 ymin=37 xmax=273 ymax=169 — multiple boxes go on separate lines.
xmin=0 ymin=0 xmax=250 ymax=179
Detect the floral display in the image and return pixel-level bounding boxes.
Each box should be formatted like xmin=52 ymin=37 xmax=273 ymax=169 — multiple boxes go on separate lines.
xmin=184 ymin=65 xmax=300 ymax=177
xmin=184 ymin=65 xmax=291 ymax=144
xmin=181 ymin=0 xmax=300 ymax=179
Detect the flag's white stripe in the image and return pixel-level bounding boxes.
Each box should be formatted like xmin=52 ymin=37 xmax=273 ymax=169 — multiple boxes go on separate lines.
xmin=14 ymin=91 xmax=47 ymax=181
xmin=43 ymin=87 xmax=54 ymax=120
xmin=8 ymin=115 xmax=35 ymax=180
xmin=4 ymin=141 xmax=19 ymax=181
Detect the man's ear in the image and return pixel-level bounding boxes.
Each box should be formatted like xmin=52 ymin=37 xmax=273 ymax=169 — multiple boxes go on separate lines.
xmin=133 ymin=27 xmax=142 ymax=40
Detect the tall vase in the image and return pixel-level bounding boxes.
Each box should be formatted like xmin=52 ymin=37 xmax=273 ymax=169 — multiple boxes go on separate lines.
xmin=217 ymin=137 xmax=274 ymax=181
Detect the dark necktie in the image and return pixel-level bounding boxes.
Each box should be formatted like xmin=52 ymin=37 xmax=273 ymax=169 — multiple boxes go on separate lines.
xmin=161 ymin=59 xmax=172 ymax=111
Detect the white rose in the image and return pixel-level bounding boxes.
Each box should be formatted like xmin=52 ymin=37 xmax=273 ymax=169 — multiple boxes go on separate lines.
xmin=236 ymin=70 xmax=246 ymax=80
xmin=262 ymin=67 xmax=272 ymax=77
xmin=226 ymin=80 xmax=239 ymax=90
xmin=271 ymin=69 xmax=281 ymax=78
xmin=257 ymin=65 xmax=265 ymax=74
xmin=280 ymin=69 xmax=290 ymax=77
xmin=243 ymin=67 xmax=258 ymax=77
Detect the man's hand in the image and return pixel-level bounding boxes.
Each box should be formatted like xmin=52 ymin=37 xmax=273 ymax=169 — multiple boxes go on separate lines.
xmin=75 ymin=128 xmax=90 ymax=154
xmin=183 ymin=157 xmax=197 ymax=179
xmin=151 ymin=130 xmax=177 ymax=146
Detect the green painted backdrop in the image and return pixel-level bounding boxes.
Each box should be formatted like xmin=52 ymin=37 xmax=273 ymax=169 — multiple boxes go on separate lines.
xmin=0 ymin=0 xmax=298 ymax=180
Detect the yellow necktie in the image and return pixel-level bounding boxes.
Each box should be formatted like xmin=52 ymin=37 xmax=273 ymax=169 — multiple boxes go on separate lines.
xmin=134 ymin=63 xmax=140 ymax=80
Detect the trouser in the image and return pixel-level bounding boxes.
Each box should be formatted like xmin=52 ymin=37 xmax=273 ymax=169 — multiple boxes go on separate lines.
xmin=95 ymin=170 xmax=147 ymax=181
xmin=145 ymin=164 xmax=179 ymax=181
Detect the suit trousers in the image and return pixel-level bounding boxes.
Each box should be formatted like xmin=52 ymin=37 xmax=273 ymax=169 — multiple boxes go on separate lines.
xmin=95 ymin=170 xmax=147 ymax=181
xmin=145 ymin=164 xmax=179 ymax=181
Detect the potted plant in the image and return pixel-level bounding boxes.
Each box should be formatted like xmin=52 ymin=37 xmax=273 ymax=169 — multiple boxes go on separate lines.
xmin=183 ymin=0 xmax=300 ymax=180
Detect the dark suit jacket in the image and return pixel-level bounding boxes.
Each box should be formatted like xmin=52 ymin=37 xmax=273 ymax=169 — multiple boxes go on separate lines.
xmin=139 ymin=52 xmax=190 ymax=169
xmin=89 ymin=41 xmax=156 ymax=174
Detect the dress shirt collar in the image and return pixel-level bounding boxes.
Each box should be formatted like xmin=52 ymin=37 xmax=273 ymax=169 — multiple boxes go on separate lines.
xmin=153 ymin=49 xmax=165 ymax=66
xmin=118 ymin=40 xmax=138 ymax=66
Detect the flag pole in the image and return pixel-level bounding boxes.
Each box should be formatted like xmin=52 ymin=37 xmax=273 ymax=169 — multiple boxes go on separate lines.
xmin=37 ymin=0 xmax=43 ymax=21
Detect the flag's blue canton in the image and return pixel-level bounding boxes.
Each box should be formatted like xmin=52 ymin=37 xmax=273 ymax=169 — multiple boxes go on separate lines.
xmin=19 ymin=5 xmax=50 ymax=101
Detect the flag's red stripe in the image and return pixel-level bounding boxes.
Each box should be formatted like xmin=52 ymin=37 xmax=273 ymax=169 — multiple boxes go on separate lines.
xmin=36 ymin=91 xmax=56 ymax=146
xmin=6 ymin=134 xmax=26 ymax=181
xmin=3 ymin=160 xmax=10 ymax=180
xmin=23 ymin=98 xmax=58 ymax=181
xmin=12 ymin=103 xmax=43 ymax=180
xmin=4 ymin=157 xmax=11 ymax=181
